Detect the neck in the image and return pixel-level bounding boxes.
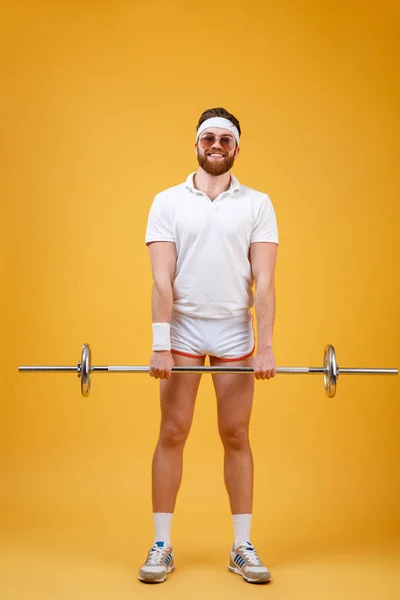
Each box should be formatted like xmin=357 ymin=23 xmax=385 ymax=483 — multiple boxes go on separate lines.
xmin=193 ymin=168 xmax=231 ymax=201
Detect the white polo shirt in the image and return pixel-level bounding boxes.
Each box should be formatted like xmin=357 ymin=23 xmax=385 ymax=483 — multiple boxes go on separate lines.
xmin=145 ymin=172 xmax=279 ymax=319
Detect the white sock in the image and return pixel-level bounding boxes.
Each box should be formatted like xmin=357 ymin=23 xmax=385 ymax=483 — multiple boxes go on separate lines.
xmin=153 ymin=512 xmax=173 ymax=545
xmin=232 ymin=513 xmax=252 ymax=546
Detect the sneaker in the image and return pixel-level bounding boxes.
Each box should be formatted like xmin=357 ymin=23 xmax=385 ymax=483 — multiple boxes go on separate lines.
xmin=229 ymin=541 xmax=272 ymax=584
xmin=138 ymin=541 xmax=175 ymax=583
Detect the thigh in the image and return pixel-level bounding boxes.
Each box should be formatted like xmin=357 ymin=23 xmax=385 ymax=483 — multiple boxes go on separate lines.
xmin=159 ymin=353 xmax=205 ymax=432
xmin=210 ymin=355 xmax=254 ymax=433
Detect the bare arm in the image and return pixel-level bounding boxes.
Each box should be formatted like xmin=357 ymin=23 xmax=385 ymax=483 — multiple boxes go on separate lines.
xmin=148 ymin=241 xmax=177 ymax=322
xmin=250 ymin=242 xmax=278 ymax=350
xmin=147 ymin=242 xmax=177 ymax=379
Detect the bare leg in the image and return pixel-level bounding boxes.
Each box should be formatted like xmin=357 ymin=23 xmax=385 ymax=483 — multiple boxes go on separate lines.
xmin=210 ymin=356 xmax=254 ymax=514
xmin=152 ymin=354 xmax=205 ymax=512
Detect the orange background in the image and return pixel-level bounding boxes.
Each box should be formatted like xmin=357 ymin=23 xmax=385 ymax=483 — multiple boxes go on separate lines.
xmin=1 ymin=1 xmax=399 ymax=598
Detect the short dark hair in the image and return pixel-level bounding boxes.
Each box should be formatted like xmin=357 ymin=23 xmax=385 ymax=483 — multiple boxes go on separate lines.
xmin=196 ymin=107 xmax=241 ymax=137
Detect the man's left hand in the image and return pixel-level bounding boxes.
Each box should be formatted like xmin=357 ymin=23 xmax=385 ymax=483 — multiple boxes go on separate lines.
xmin=252 ymin=347 xmax=276 ymax=380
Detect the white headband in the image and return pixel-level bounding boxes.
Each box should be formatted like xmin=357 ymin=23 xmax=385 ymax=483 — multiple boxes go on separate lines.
xmin=196 ymin=117 xmax=240 ymax=145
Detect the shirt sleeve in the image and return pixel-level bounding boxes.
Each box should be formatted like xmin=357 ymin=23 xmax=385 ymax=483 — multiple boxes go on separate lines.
xmin=145 ymin=193 xmax=175 ymax=244
xmin=250 ymin=195 xmax=279 ymax=244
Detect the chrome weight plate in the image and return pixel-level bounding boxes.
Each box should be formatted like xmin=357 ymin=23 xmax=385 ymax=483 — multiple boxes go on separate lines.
xmin=324 ymin=344 xmax=338 ymax=398
xmin=78 ymin=344 xmax=92 ymax=397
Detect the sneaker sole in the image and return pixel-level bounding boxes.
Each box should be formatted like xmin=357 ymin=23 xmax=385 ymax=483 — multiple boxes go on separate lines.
xmin=138 ymin=565 xmax=174 ymax=584
xmin=228 ymin=564 xmax=271 ymax=584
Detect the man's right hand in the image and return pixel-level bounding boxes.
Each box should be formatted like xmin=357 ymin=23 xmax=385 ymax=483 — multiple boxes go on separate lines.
xmin=149 ymin=351 xmax=175 ymax=379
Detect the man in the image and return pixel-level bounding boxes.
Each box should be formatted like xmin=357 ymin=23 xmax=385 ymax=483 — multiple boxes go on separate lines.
xmin=140 ymin=107 xmax=279 ymax=584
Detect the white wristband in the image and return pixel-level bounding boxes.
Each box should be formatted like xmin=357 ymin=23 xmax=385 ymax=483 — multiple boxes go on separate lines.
xmin=152 ymin=323 xmax=171 ymax=351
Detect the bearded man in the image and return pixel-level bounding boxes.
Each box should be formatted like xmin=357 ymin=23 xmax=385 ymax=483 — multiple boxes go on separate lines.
xmin=140 ymin=107 xmax=279 ymax=584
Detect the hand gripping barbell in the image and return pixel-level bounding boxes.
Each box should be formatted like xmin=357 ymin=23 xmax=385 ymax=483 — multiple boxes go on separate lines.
xmin=18 ymin=344 xmax=398 ymax=397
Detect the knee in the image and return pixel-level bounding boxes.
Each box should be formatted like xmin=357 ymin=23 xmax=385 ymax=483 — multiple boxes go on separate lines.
xmin=159 ymin=421 xmax=190 ymax=449
xmin=219 ymin=427 xmax=250 ymax=451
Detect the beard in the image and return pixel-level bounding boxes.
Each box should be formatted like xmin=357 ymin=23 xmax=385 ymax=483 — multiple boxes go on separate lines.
xmin=197 ymin=150 xmax=236 ymax=176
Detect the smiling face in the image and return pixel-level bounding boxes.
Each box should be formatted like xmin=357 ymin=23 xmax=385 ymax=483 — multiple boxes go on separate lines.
xmin=195 ymin=127 xmax=240 ymax=176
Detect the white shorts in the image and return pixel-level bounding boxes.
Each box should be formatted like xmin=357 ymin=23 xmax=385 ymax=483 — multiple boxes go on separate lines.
xmin=170 ymin=310 xmax=255 ymax=361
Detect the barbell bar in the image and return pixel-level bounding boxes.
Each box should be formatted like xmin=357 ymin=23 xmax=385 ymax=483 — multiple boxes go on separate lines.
xmin=18 ymin=343 xmax=398 ymax=398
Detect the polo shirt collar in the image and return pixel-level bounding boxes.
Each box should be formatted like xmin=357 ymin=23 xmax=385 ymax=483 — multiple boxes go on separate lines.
xmin=184 ymin=172 xmax=240 ymax=193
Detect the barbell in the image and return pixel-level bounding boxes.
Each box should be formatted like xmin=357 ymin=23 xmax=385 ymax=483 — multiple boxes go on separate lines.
xmin=18 ymin=343 xmax=398 ymax=398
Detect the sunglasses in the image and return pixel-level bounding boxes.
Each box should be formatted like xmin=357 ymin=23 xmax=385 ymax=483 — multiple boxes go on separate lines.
xmin=198 ymin=133 xmax=236 ymax=151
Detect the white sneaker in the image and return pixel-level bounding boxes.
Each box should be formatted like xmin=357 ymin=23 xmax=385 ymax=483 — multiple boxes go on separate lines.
xmin=229 ymin=541 xmax=271 ymax=583
xmin=138 ymin=541 xmax=175 ymax=583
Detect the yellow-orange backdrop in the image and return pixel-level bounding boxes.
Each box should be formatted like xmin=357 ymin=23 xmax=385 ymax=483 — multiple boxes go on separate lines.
xmin=1 ymin=1 xmax=399 ymax=598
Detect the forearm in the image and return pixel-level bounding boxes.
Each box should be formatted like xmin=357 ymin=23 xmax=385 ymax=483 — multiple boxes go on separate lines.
xmin=254 ymin=277 xmax=275 ymax=349
xmin=152 ymin=279 xmax=174 ymax=323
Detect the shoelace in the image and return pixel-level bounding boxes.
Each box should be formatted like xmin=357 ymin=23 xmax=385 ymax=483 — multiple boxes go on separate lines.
xmin=147 ymin=545 xmax=168 ymax=565
xmin=240 ymin=546 xmax=262 ymax=566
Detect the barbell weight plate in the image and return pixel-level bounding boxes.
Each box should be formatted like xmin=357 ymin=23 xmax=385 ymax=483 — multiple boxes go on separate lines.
xmin=78 ymin=344 xmax=91 ymax=397
xmin=324 ymin=344 xmax=338 ymax=398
